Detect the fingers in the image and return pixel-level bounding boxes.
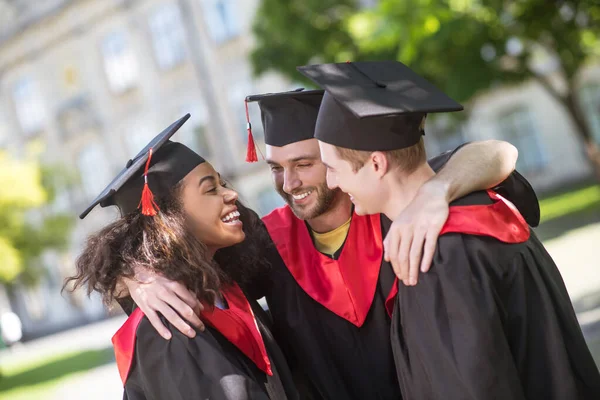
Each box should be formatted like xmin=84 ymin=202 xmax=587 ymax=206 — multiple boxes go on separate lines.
xmin=161 ymin=289 xmax=205 ymax=332
xmin=144 ymin=309 xmax=172 ymax=340
xmin=383 ymin=229 xmax=395 ymax=262
xmin=155 ymin=302 xmax=197 ymax=339
xmin=170 ymin=281 xmax=204 ymax=313
xmin=420 ymin=231 xmax=439 ymax=273
xmin=408 ymin=230 xmax=425 ymax=286
xmin=395 ymin=232 xmax=412 ymax=284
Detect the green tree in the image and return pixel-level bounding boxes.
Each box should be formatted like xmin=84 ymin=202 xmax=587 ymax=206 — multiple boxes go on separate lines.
xmin=0 ymin=153 xmax=74 ymax=287
xmin=251 ymin=0 xmax=600 ymax=179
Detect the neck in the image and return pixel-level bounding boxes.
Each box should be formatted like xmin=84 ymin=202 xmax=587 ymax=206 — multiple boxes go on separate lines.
xmin=306 ymin=192 xmax=353 ymax=233
xmin=381 ymin=163 xmax=436 ymax=220
xmin=206 ymin=247 xmax=217 ymax=259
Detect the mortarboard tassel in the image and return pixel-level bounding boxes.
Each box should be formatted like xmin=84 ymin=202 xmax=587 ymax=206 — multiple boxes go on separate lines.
xmin=245 ymin=100 xmax=258 ymax=163
xmin=139 ymin=148 xmax=160 ymax=216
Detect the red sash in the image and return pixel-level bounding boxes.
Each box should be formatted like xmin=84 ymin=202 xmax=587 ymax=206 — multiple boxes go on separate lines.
xmin=112 ymin=283 xmax=272 ymax=386
xmin=113 ymin=308 xmax=145 ymax=385
xmin=201 ymin=283 xmax=272 ymax=376
xmin=384 ymin=190 xmax=530 ymax=316
xmin=263 ymin=206 xmax=383 ymax=327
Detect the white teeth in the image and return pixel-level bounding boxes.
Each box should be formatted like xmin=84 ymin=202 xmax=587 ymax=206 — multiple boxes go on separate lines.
xmin=292 ymin=191 xmax=312 ymax=200
xmin=221 ymin=211 xmax=240 ymax=222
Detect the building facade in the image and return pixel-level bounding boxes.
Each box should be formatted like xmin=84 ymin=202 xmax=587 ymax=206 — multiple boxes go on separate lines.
xmin=425 ymin=65 xmax=600 ymax=194
xmin=0 ymin=0 xmax=288 ymax=339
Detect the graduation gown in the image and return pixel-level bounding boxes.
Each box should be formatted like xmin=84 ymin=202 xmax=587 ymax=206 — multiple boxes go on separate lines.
xmin=259 ymin=149 xmax=541 ymax=400
xmin=112 ymin=283 xmax=298 ymax=400
xmin=389 ymin=190 xmax=600 ymax=400
xmin=264 ymin=209 xmax=400 ymax=399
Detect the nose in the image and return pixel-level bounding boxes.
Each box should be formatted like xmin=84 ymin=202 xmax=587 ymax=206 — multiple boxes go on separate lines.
xmin=282 ymin=169 xmax=301 ymax=194
xmin=223 ymin=188 xmax=238 ymax=204
xmin=326 ymin=169 xmax=338 ymax=190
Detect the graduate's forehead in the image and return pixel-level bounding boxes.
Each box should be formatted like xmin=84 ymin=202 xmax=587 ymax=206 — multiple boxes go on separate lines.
xmin=318 ymin=141 xmax=342 ymax=166
xmin=265 ymin=138 xmax=321 ymax=165
xmin=182 ymin=162 xmax=217 ymax=182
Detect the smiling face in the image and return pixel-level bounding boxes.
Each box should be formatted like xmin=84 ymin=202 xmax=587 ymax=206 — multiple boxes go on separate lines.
xmin=318 ymin=141 xmax=384 ymax=216
xmin=179 ymin=162 xmax=245 ymax=254
xmin=266 ymin=138 xmax=340 ymax=220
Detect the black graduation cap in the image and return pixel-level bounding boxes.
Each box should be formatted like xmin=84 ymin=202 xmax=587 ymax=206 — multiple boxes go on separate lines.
xmin=297 ymin=61 xmax=464 ymax=151
xmin=244 ymin=88 xmax=324 ymax=161
xmin=79 ymin=114 xmax=205 ymax=219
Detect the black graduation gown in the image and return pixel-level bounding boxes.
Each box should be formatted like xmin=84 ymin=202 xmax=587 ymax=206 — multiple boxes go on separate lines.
xmin=259 ymin=149 xmax=541 ymax=400
xmin=389 ymin=191 xmax=600 ymax=400
xmin=114 ymin=284 xmax=298 ymax=400
xmin=264 ymin=211 xmax=400 ymax=400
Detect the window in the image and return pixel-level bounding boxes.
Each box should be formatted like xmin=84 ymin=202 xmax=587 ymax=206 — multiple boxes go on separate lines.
xmin=201 ymin=0 xmax=240 ymax=43
xmin=229 ymin=83 xmax=263 ymax=143
xmin=580 ymin=83 xmax=600 ymax=144
xmin=256 ymin=187 xmax=285 ymax=216
xmin=23 ymin=286 xmax=47 ymax=321
xmin=77 ymin=145 xmax=111 ymax=199
xmin=125 ymin=122 xmax=156 ymax=159
xmin=13 ymin=78 xmax=46 ymax=135
xmin=185 ymin=124 xmax=212 ymax=158
xmin=497 ymin=108 xmax=546 ymax=173
xmin=175 ymin=102 xmax=212 ymax=157
xmin=149 ymin=4 xmax=187 ymax=70
xmin=0 ymin=109 xmax=8 ymax=146
xmin=102 ymin=31 xmax=139 ymax=94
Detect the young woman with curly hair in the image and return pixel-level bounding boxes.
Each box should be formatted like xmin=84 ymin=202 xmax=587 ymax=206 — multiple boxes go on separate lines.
xmin=66 ymin=115 xmax=298 ymax=400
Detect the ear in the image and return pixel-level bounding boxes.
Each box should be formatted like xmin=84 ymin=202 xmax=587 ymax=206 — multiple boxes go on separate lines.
xmin=370 ymin=151 xmax=389 ymax=178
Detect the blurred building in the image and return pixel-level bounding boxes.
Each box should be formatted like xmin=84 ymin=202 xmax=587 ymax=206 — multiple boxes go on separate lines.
xmin=0 ymin=0 xmax=598 ymax=339
xmin=0 ymin=0 xmax=288 ymax=339
xmin=424 ymin=67 xmax=600 ymax=194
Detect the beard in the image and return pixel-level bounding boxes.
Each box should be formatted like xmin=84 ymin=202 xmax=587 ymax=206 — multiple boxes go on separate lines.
xmin=276 ymin=181 xmax=339 ymax=221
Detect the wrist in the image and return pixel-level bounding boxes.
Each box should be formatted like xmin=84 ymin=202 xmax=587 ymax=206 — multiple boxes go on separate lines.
xmin=422 ymin=177 xmax=453 ymax=203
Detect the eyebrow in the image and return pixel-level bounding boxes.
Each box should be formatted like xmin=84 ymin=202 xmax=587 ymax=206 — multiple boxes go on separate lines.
xmin=199 ymin=175 xmax=217 ymax=186
xmin=290 ymin=155 xmax=319 ymax=163
xmin=266 ymin=155 xmax=319 ymax=166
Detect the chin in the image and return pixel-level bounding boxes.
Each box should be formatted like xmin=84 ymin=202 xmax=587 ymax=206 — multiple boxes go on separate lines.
xmin=291 ymin=204 xmax=321 ymax=221
xmin=218 ymin=231 xmax=246 ymax=249
xmin=354 ymin=207 xmax=367 ymax=216
xmin=232 ymin=230 xmax=246 ymax=245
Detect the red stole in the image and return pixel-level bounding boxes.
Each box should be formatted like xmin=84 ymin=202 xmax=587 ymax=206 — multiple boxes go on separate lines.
xmin=200 ymin=283 xmax=272 ymax=376
xmin=384 ymin=190 xmax=530 ymax=316
xmin=262 ymin=206 xmax=383 ymax=327
xmin=112 ymin=283 xmax=271 ymax=386
xmin=113 ymin=307 xmax=145 ymax=385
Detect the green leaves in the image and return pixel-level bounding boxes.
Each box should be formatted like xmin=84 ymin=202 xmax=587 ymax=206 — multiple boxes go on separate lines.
xmin=251 ymin=0 xmax=598 ymax=104
xmin=0 ymin=153 xmax=74 ymax=286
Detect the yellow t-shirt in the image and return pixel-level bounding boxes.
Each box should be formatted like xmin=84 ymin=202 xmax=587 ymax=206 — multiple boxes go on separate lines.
xmin=312 ymin=218 xmax=352 ymax=257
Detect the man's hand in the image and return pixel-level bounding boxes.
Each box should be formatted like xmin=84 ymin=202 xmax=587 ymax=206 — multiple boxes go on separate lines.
xmin=384 ymin=140 xmax=518 ymax=285
xmin=383 ymin=180 xmax=449 ymax=286
xmin=123 ymin=268 xmax=205 ymax=340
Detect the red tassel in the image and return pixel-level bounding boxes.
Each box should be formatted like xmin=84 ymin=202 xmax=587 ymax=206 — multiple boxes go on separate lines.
xmin=245 ymin=100 xmax=258 ymax=163
xmin=138 ymin=148 xmax=160 ymax=216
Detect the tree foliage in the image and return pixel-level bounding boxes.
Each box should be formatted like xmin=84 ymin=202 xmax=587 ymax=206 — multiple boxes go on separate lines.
xmin=251 ymin=0 xmax=600 ymax=176
xmin=252 ymin=0 xmax=599 ymax=100
xmin=0 ymin=153 xmax=74 ymax=286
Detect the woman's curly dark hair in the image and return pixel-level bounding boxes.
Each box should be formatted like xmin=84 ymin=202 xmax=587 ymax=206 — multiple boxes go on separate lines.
xmin=65 ymin=182 xmax=273 ymax=306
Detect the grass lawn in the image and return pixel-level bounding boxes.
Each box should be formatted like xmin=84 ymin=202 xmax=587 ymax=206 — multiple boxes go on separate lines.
xmin=0 ymin=347 xmax=114 ymax=400
xmin=539 ymin=184 xmax=600 ymax=223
